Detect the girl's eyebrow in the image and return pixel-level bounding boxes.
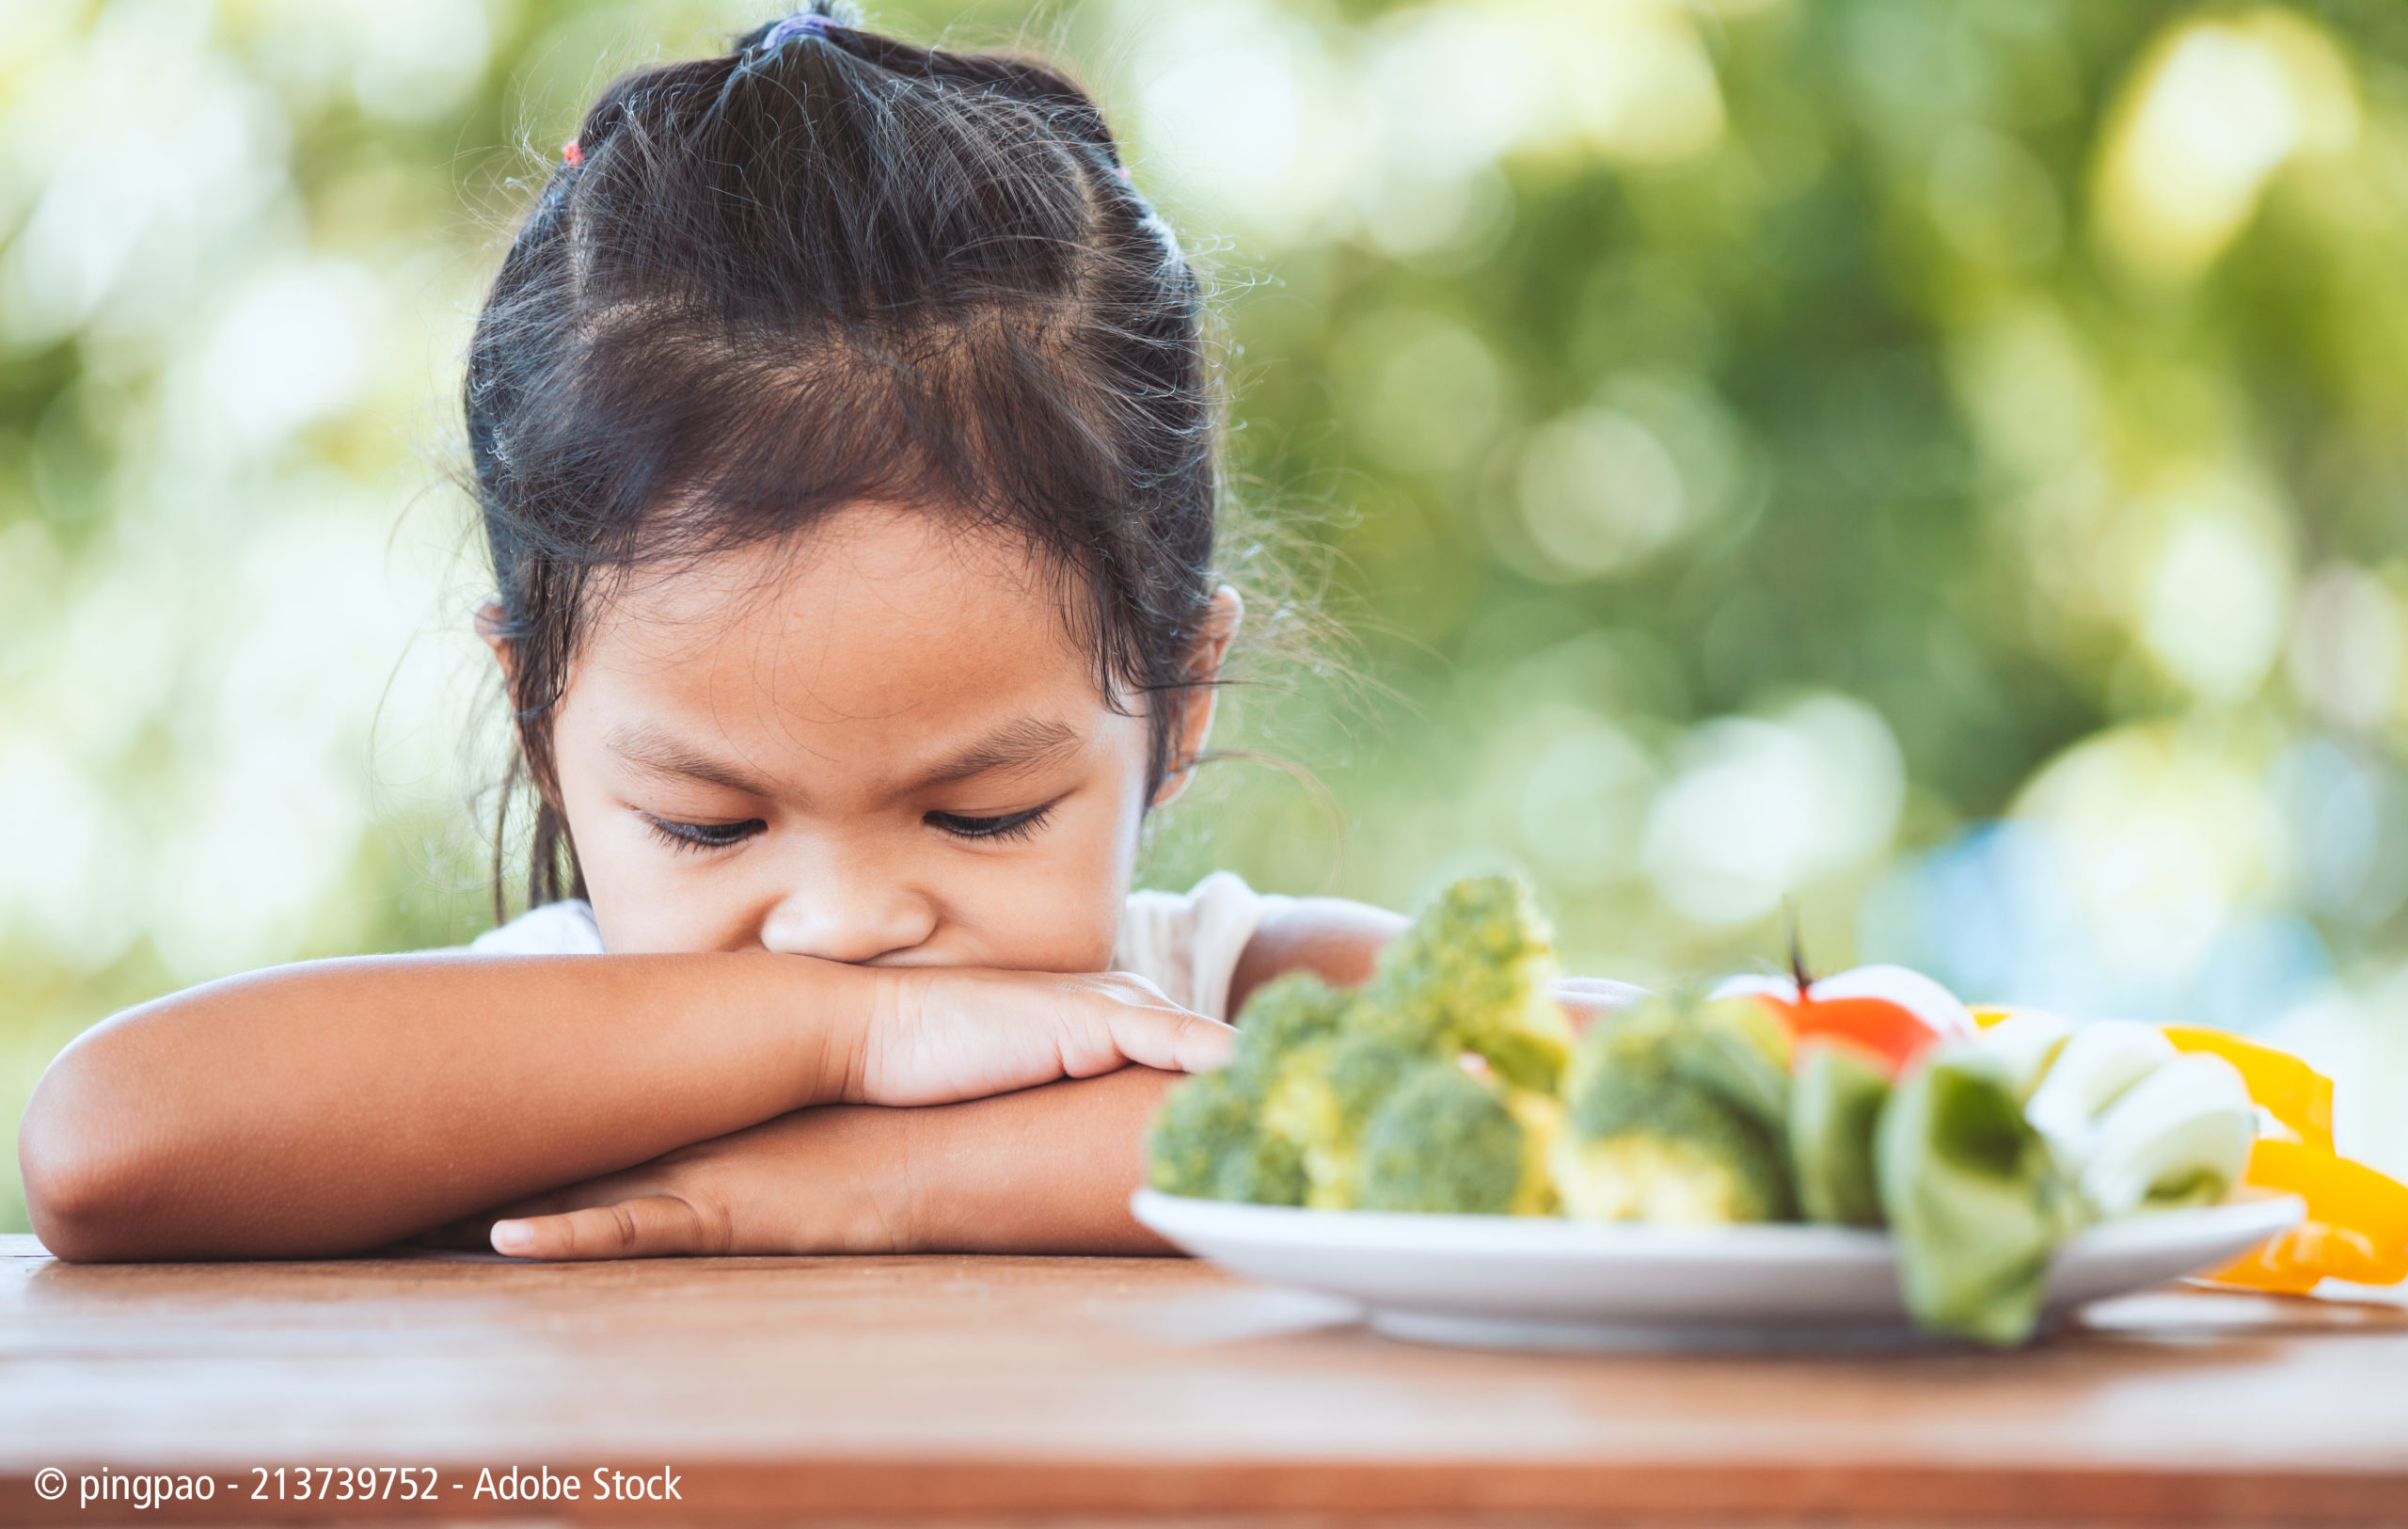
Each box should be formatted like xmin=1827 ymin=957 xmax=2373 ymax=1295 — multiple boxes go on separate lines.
xmin=603 ymin=725 xmax=776 ymax=796
xmin=603 ymin=718 xmax=1084 ymax=798
xmin=910 ymin=718 xmax=1084 ymax=791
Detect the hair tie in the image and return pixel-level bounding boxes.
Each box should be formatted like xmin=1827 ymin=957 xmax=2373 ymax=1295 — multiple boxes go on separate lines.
xmin=561 ymin=139 xmax=583 ymax=167
xmin=759 ymin=12 xmax=832 ymax=50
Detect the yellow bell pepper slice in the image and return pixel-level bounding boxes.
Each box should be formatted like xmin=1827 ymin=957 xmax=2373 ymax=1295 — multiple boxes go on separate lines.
xmin=2161 ymin=1026 xmax=2334 ymax=1153
xmin=2204 ymin=1137 xmax=2408 ymax=1291
xmin=1966 ymin=1010 xmax=2399 ymax=1290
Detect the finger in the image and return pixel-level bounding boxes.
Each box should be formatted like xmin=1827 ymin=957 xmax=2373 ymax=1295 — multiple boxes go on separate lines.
xmin=490 ymin=1194 xmax=721 ymax=1261
xmin=1095 ymin=1006 xmax=1238 ymax=1076
xmin=410 ymin=1184 xmax=593 ymax=1250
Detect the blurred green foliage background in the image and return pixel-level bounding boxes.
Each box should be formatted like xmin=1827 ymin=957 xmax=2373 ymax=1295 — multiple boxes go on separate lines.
xmin=7 ymin=0 xmax=2408 ymax=1231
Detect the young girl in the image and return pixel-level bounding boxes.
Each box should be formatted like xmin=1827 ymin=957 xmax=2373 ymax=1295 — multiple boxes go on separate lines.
xmin=17 ymin=8 xmax=1410 ymax=1263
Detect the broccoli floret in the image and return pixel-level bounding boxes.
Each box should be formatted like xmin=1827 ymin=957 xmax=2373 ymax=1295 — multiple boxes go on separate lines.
xmin=1144 ymin=1067 xmax=1307 ymax=1206
xmin=1357 ymin=874 xmax=1575 ymax=1092
xmin=1265 ymin=1031 xmax=1425 ymax=1208
xmin=1554 ymin=1084 xmax=1790 ymax=1222
xmin=1224 ymin=970 xmax=1374 ymax=1207
xmin=1355 ymin=1061 xmax=1560 ymax=1215
xmin=1562 ymin=993 xmax=1792 ymax=1138
xmin=1553 ymin=995 xmax=1796 ymax=1223
xmin=1231 ymin=970 xmax=1354 ymax=1083
xmin=1500 ymin=1088 xmax=1565 ymax=1215
xmin=1145 ymin=875 xmax=1623 ymax=1215
xmin=1217 ymin=1127 xmax=1309 ymax=1206
xmin=1687 ymin=995 xmax=1794 ymax=1132
xmin=1146 ymin=1068 xmax=1254 ymax=1199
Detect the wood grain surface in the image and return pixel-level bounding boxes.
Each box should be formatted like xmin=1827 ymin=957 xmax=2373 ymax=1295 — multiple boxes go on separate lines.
xmin=4 ymin=1233 xmax=2405 ymax=1525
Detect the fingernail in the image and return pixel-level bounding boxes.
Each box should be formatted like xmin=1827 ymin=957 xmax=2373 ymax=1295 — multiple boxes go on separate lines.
xmin=491 ymin=1220 xmax=533 ymax=1254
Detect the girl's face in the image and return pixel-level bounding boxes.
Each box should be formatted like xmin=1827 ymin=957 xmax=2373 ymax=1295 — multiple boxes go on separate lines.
xmin=530 ymin=506 xmax=1230 ymax=969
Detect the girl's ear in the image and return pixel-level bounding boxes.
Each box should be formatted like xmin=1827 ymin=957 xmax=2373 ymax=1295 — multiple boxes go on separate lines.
xmin=1150 ymin=584 xmax=1244 ymax=810
xmin=474 ymin=600 xmax=519 ymax=691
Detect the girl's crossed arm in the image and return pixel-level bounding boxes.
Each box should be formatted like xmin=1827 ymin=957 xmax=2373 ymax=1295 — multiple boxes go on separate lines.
xmin=16 ymin=951 xmax=1232 ymax=1263
xmin=415 ymin=897 xmax=1410 ymax=1262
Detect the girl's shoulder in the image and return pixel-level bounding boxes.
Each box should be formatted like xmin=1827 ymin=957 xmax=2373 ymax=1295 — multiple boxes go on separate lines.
xmin=1115 ymin=871 xmax=1293 ymax=1023
xmin=458 ymin=900 xmax=606 ymax=957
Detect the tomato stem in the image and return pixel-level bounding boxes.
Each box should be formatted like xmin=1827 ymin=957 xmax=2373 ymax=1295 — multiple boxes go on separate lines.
xmin=1784 ymin=895 xmax=1816 ymax=994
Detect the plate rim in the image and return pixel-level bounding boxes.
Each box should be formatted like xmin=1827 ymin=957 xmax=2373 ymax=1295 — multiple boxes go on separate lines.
xmin=1130 ymin=1186 xmax=2305 ymax=1267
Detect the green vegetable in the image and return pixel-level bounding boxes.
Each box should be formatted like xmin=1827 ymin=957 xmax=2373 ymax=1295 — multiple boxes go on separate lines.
xmin=1562 ymin=992 xmax=1792 ymax=1134
xmin=1789 ymin=1040 xmax=1891 ymax=1228
xmin=1877 ymin=1043 xmax=2070 ymax=1346
xmin=1244 ymin=873 xmax=1576 ymax=1208
xmin=1144 ymin=1066 xmax=1307 ymax=1206
xmin=1356 ymin=874 xmax=1575 ymax=1091
xmin=1214 ymin=970 xmax=1370 ymax=1206
xmin=2012 ymin=1022 xmax=2255 ymax=1225
xmin=1356 ymin=1061 xmax=1559 ymax=1215
xmin=1262 ymin=1031 xmax=1427 ymax=1207
xmin=2024 ymin=1019 xmax=2178 ymax=1174
xmin=1147 ymin=1067 xmax=1252 ymax=1198
xmin=1555 ymin=1088 xmax=1789 ymax=1223
xmin=1553 ymin=995 xmax=1794 ymax=1224
xmin=1230 ymin=971 xmax=1353 ymax=1083
xmin=1678 ymin=996 xmax=1794 ymax=1136
xmin=1217 ymin=1127 xmax=1309 ymax=1206
xmin=2078 ymin=1051 xmax=2254 ymax=1218
xmin=1972 ymin=1010 xmax=2074 ymax=1103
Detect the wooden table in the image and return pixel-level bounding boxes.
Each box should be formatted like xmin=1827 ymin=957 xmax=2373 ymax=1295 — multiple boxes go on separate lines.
xmin=5 ymin=1234 xmax=2406 ymax=1526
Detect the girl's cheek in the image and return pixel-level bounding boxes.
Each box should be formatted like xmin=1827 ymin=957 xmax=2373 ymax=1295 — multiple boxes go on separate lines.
xmin=943 ymin=792 xmax=1139 ymax=974
xmin=976 ymin=863 xmax=1124 ymax=972
xmin=576 ymin=813 xmax=762 ymax=954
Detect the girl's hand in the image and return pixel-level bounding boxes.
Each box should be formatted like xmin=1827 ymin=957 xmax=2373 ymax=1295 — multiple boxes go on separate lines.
xmin=421 ymin=1107 xmax=917 ymax=1260
xmin=841 ymin=967 xmax=1232 ymax=1107
xmin=425 ymin=1068 xmax=1183 ymax=1261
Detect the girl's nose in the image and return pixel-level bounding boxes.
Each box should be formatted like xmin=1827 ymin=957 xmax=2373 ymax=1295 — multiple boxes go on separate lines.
xmin=756 ymin=852 xmax=938 ymax=964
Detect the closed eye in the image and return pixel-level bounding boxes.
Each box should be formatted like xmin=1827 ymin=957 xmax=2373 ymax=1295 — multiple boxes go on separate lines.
xmin=642 ymin=814 xmax=766 ymax=852
xmin=925 ymin=803 xmax=1055 ymax=843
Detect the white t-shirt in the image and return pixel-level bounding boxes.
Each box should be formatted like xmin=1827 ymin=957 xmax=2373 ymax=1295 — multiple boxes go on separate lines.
xmin=460 ymin=870 xmax=1293 ymax=1024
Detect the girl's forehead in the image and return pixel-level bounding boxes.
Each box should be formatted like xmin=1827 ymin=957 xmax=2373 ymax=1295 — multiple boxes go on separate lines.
xmin=578 ymin=505 xmax=1105 ymax=719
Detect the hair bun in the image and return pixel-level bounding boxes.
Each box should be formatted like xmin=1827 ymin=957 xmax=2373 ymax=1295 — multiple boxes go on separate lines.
xmin=750 ymin=4 xmax=860 ymax=55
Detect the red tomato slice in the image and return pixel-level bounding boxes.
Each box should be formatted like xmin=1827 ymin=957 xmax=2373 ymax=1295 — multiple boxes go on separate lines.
xmin=1757 ymin=995 xmax=1940 ymax=1075
xmin=1716 ymin=965 xmax=1973 ymax=1076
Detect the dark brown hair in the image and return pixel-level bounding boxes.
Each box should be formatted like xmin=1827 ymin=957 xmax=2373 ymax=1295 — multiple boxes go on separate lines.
xmin=467 ymin=6 xmax=1217 ymax=914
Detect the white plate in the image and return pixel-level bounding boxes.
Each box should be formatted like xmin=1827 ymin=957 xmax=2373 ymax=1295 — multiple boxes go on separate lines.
xmin=1132 ymin=1188 xmax=2305 ymax=1350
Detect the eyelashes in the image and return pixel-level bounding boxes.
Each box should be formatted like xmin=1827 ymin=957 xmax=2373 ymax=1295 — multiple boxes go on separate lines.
xmin=924 ymin=804 xmax=1056 ymax=843
xmin=642 ymin=815 xmax=766 ymax=852
xmin=639 ymin=803 xmax=1059 ymax=852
